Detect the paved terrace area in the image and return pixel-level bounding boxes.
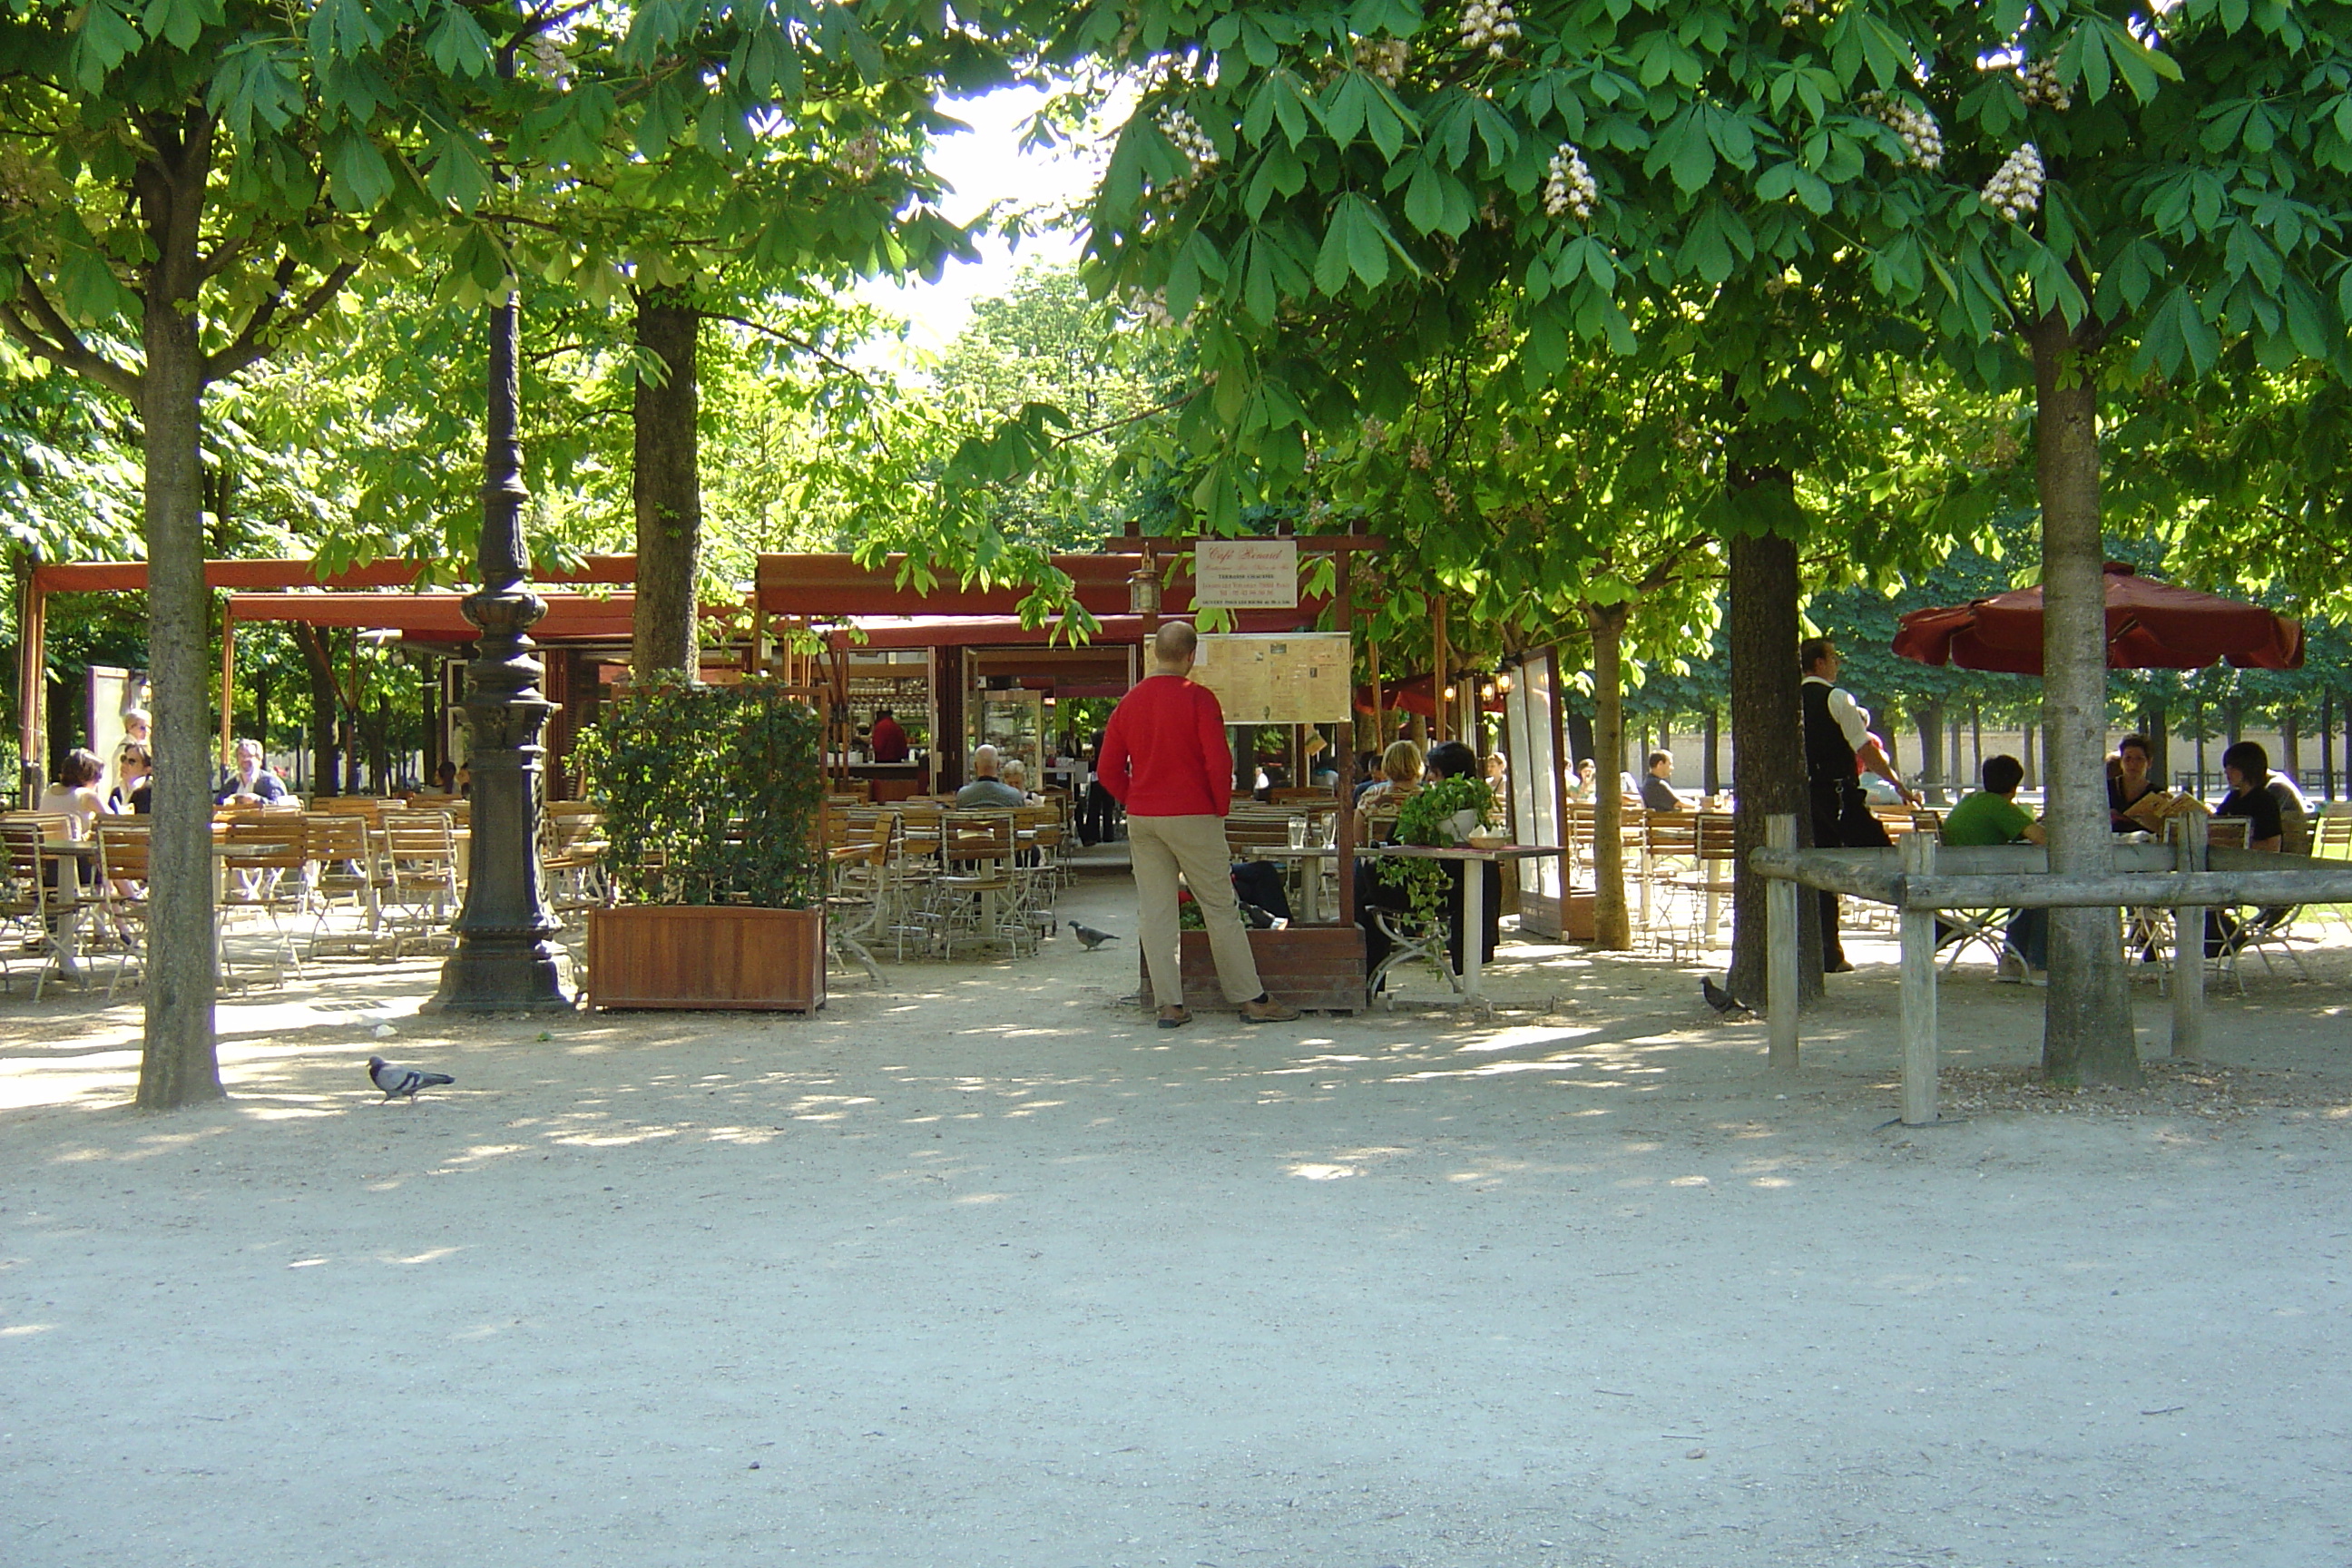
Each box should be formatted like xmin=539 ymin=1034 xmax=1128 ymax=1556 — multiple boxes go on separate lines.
xmin=5 ymin=862 xmax=2351 ymax=1567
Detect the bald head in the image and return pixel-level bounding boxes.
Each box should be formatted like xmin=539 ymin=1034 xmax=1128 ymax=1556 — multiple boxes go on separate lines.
xmin=1151 ymin=620 xmax=1199 ymax=674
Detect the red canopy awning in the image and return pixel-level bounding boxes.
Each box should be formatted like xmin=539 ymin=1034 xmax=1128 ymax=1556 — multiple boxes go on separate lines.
xmin=1891 ymin=564 xmax=2304 ymax=674
xmin=1354 ymin=673 xmax=1505 ymax=719
xmin=828 ymin=611 xmax=1318 ymax=649
xmin=226 ymin=592 xmax=641 ymax=642
xmin=36 ymin=554 xmax=640 ymax=595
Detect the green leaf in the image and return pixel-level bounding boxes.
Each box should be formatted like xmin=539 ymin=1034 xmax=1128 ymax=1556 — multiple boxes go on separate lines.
xmin=1314 ymin=206 xmax=1354 ymax=295
xmin=426 ymin=3 xmax=493 ymax=78
xmin=325 ymin=125 xmax=393 ymax=210
xmin=71 ymin=0 xmax=143 ymax=89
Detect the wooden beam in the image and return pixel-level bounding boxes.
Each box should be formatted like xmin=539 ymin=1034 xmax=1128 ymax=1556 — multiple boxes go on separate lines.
xmin=1747 ymin=847 xmax=1906 ymax=904
xmin=1766 ymin=813 xmax=1799 ymax=1070
xmin=1902 ymin=869 xmax=2352 ymax=910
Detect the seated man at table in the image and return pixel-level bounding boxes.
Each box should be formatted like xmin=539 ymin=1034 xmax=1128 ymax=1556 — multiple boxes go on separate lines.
xmin=2208 ymin=740 xmax=2289 ymax=957
xmin=1938 ymin=753 xmax=2047 ymax=980
xmin=1639 ymin=750 xmax=1689 ymax=811
xmin=955 ymin=744 xmax=1026 ymax=808
xmin=216 ymin=739 xmax=287 ymax=807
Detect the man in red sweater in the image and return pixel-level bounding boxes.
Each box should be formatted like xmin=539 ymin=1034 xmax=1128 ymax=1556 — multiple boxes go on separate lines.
xmin=1100 ymin=622 xmax=1300 ymax=1026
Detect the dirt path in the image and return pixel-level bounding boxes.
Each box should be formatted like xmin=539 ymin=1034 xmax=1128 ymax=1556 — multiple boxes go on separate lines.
xmin=5 ymin=872 xmax=2350 ymax=1566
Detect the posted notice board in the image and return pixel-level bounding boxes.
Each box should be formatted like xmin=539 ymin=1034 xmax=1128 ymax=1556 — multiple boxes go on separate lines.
xmin=1191 ymin=632 xmax=1351 ymax=725
xmin=1192 ymin=538 xmax=1299 ymax=609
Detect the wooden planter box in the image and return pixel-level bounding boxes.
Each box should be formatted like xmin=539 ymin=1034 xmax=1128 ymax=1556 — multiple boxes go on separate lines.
xmin=1562 ymin=891 xmax=1597 ymax=942
xmin=1143 ymin=925 xmax=1367 ymax=1014
xmin=586 ymin=905 xmax=826 ymax=1013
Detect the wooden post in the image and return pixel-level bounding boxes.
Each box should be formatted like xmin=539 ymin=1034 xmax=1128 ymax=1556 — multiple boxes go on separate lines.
xmin=219 ymin=612 xmax=236 ymax=770
xmin=1336 ymin=548 xmax=1357 ymax=926
xmin=1898 ymin=830 xmax=1939 ymax=1125
xmin=2171 ymin=810 xmax=2206 ymax=1061
xmin=16 ymin=564 xmax=44 ymax=805
xmin=1432 ymin=593 xmax=1448 ymax=744
xmin=1367 ymin=634 xmax=1382 ymax=749
xmin=1767 ymin=813 xmax=1799 ymax=1069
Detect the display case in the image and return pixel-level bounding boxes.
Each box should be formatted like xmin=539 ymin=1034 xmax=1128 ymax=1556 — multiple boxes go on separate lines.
xmin=969 ymin=687 xmax=1045 ymax=789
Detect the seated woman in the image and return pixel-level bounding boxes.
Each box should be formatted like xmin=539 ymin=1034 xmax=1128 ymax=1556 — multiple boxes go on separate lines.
xmin=1353 ymin=740 xmax=1425 ymax=843
xmin=108 ymin=743 xmax=152 ymax=816
xmin=1357 ymin=740 xmax=1503 ymax=983
xmin=2108 ymin=731 xmax=2161 ymax=829
xmin=40 ymin=749 xmax=106 ymax=840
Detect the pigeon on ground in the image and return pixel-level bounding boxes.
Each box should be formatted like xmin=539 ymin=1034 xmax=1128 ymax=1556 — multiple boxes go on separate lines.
xmin=368 ymin=1055 xmax=455 ymax=1103
xmin=1700 ymin=976 xmax=1754 ymax=1020
xmin=1069 ymin=922 xmax=1119 ymax=950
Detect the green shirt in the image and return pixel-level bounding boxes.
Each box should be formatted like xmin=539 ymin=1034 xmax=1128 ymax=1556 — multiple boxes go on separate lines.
xmin=1940 ymin=789 xmax=2034 ymax=848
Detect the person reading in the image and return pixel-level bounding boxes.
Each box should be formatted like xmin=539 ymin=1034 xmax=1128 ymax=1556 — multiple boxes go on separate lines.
xmin=216 ymin=739 xmax=287 ymax=806
xmin=1098 ymin=621 xmax=1300 ymax=1027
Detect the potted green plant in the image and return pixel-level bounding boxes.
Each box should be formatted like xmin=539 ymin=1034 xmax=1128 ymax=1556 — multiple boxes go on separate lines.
xmin=1375 ymin=773 xmax=1500 ymax=933
xmin=571 ymin=675 xmax=828 ymax=1012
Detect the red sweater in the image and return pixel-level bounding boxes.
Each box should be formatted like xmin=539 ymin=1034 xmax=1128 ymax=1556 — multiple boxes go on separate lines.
xmin=1099 ymin=675 xmax=1233 ymax=818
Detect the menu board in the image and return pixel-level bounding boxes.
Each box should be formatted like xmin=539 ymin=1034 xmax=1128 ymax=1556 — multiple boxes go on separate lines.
xmin=1193 ymin=539 xmax=1299 ymax=609
xmin=1191 ymin=632 xmax=1351 ymax=725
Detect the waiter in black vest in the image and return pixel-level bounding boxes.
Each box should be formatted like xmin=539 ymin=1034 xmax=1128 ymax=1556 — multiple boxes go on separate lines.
xmin=1800 ymin=638 xmax=1913 ymax=974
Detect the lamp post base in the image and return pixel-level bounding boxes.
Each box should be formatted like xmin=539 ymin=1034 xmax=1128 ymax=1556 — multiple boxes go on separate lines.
xmin=422 ymin=940 xmax=570 ymax=1014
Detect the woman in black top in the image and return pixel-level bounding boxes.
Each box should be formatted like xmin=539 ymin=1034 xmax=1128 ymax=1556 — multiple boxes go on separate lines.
xmin=2107 ymin=732 xmax=2161 ymax=829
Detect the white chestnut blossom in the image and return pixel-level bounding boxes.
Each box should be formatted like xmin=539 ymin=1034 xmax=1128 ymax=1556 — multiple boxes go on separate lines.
xmin=1543 ymin=142 xmax=1596 ymax=222
xmin=2017 ymin=56 xmax=2073 ymax=111
xmin=1460 ymin=0 xmax=1522 ymax=58
xmin=1354 ymin=35 xmax=1410 ymax=86
xmin=1156 ymin=105 xmax=1220 ymax=178
xmin=1859 ymin=92 xmax=1944 ymax=171
xmin=1980 ymin=142 xmax=2045 ymax=224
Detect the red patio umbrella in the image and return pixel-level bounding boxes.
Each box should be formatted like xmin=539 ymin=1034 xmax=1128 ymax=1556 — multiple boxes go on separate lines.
xmin=1891 ymin=564 xmax=2304 ymax=674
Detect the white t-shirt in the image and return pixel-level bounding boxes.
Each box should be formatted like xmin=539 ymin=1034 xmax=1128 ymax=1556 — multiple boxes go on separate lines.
xmin=1802 ymin=675 xmax=1871 ymax=752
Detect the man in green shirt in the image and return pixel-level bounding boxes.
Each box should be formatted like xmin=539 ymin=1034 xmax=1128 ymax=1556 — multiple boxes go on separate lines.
xmin=1938 ymin=754 xmax=2046 ymax=977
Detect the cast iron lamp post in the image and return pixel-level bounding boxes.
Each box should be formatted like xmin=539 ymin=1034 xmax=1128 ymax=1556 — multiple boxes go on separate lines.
xmin=426 ymin=293 xmax=570 ymax=1013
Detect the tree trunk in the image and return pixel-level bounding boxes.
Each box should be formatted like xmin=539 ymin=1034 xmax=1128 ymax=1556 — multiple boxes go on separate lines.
xmin=2281 ymin=705 xmax=2299 ymax=780
xmin=2021 ymin=710 xmax=2036 ymax=789
xmin=1585 ymin=602 xmax=1632 ymax=951
xmin=293 ymin=624 xmax=342 ymax=796
xmin=2322 ymin=691 xmax=2335 ymax=803
xmin=2033 ymin=311 xmax=2136 ymax=1086
xmin=632 ymin=289 xmax=702 ymax=675
xmin=133 ymin=117 xmax=223 ymax=1111
xmin=1914 ymin=700 xmax=1943 ymax=800
xmin=1701 ymin=706 xmax=1720 ymax=796
xmin=1727 ymin=530 xmax=1819 ymax=1004
xmin=2143 ymin=701 xmax=2170 ymax=786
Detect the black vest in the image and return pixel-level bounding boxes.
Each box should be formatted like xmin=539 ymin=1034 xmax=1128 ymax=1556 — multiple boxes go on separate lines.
xmin=1802 ymin=680 xmax=1857 ymax=789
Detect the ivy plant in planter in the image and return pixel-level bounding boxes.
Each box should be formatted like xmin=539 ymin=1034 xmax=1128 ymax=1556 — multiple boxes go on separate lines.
xmin=571 ymin=676 xmax=829 ymax=1011
xmin=1376 ymin=775 xmax=1499 ymax=932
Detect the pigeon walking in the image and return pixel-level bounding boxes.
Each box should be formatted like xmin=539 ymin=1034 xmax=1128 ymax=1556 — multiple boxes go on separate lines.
xmin=368 ymin=1055 xmax=455 ymax=1103
xmin=1069 ymin=922 xmax=1119 ymax=951
xmin=1700 ymin=976 xmax=1754 ymax=1020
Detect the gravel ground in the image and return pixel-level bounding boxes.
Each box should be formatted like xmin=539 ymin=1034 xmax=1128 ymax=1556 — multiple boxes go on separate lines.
xmin=5 ymin=869 xmax=2350 ymax=1567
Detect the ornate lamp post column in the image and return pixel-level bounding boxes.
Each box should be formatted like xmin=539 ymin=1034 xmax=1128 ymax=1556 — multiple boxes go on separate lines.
xmin=426 ymin=293 xmax=569 ymax=1013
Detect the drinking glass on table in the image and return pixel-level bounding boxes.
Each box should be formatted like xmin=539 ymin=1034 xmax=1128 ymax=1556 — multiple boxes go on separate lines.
xmin=1287 ymin=816 xmax=1308 ymax=849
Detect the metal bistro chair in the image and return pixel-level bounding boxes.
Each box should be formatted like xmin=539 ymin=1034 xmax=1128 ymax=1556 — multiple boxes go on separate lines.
xmin=930 ymin=809 xmax=1025 ymax=958
xmin=93 ymin=817 xmax=152 ymax=999
xmin=825 ymin=812 xmax=897 ymax=985
xmin=218 ymin=810 xmax=311 ymax=985
xmin=306 ymin=809 xmax=397 ymax=958
xmin=377 ymin=809 xmax=463 ymax=957
xmin=0 ymin=818 xmax=80 ymax=999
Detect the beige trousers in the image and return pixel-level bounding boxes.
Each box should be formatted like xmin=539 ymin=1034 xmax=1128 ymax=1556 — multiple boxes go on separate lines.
xmin=1128 ymin=814 xmax=1265 ymax=1008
